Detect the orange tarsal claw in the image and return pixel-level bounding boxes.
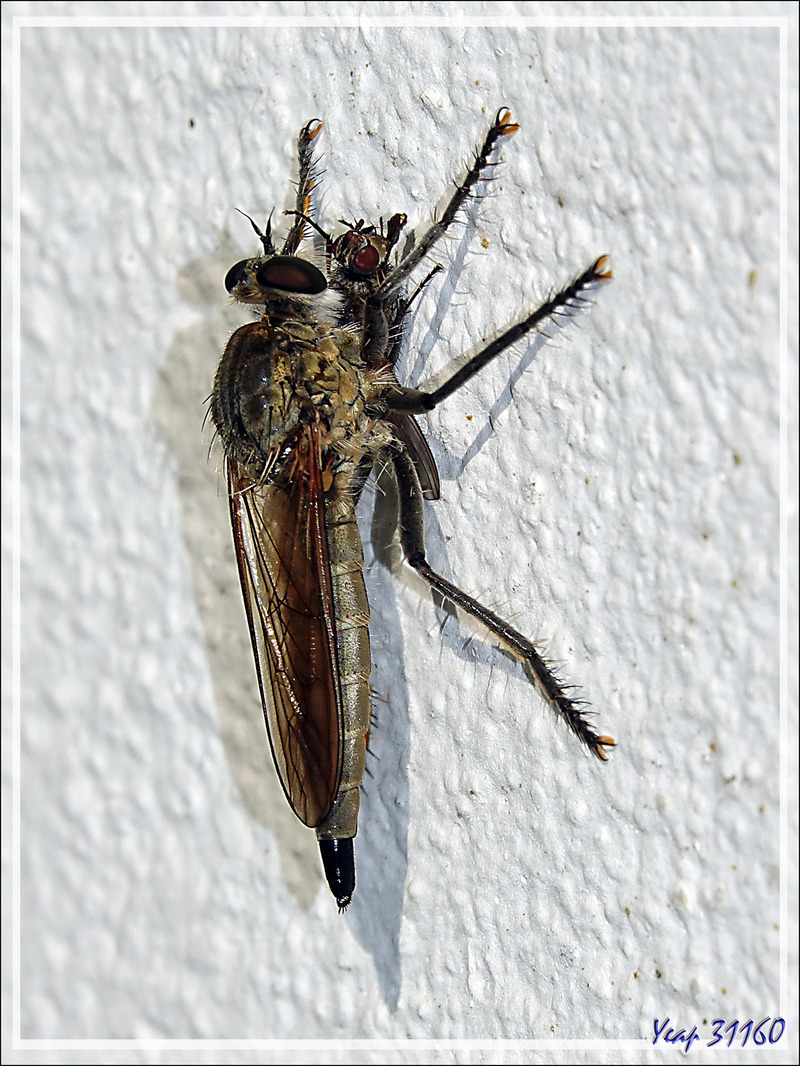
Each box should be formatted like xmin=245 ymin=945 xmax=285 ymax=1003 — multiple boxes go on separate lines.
xmin=495 ymin=108 xmax=520 ymax=136
xmin=593 ymin=255 xmax=613 ymax=282
xmin=593 ymin=735 xmax=617 ymax=761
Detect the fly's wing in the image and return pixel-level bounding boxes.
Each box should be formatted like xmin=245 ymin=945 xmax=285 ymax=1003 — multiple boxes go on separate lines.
xmin=379 ymin=364 xmax=441 ymax=501
xmin=388 ymin=411 xmax=441 ymax=501
xmin=226 ymin=426 xmax=342 ymax=827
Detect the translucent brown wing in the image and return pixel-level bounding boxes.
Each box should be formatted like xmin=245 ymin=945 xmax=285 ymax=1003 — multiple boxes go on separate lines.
xmin=376 ymin=363 xmax=441 ymax=501
xmin=388 ymin=410 xmax=441 ymax=501
xmin=226 ymin=425 xmax=342 ymax=827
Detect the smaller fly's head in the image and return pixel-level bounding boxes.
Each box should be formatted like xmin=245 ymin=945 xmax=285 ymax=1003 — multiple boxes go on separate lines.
xmin=224 ymin=210 xmax=331 ymax=310
xmin=330 ymin=213 xmax=406 ymax=294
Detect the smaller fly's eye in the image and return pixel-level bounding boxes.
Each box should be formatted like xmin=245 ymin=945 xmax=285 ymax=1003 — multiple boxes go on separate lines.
xmin=353 ymin=244 xmax=380 ymax=273
xmin=256 ymin=256 xmax=327 ymax=295
xmin=224 ymin=259 xmax=251 ymax=293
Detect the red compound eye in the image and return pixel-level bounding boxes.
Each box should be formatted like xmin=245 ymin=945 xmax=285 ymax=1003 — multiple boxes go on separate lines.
xmin=353 ymin=245 xmax=380 ymax=273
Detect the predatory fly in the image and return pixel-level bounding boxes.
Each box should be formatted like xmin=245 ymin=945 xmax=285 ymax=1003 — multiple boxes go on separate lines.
xmin=210 ymin=109 xmax=615 ymax=909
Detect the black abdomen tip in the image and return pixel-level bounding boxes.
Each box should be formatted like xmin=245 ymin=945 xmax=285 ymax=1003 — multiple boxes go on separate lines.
xmin=319 ymin=837 xmax=355 ymax=910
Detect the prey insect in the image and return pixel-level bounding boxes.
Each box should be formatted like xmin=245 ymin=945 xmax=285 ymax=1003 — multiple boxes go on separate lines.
xmin=211 ymin=109 xmax=614 ymax=909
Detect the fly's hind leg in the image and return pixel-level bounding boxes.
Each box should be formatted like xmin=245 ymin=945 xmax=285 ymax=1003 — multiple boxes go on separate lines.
xmin=390 ymin=446 xmax=615 ymax=760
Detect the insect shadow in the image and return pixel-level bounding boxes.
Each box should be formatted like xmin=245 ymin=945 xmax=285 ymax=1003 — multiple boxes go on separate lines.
xmin=152 ymin=242 xmax=332 ymax=911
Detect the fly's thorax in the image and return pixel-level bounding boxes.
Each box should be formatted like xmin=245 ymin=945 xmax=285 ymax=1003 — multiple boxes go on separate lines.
xmin=212 ymin=307 xmax=386 ymax=474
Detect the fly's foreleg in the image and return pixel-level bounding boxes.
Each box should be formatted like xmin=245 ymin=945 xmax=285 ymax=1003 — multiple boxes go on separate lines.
xmin=391 ymin=446 xmax=614 ymax=760
xmin=376 ymin=108 xmax=519 ymax=300
xmin=355 ymin=109 xmax=516 ymax=361
xmin=386 ymin=257 xmax=612 ymax=414
xmin=281 ymin=118 xmax=324 ymax=255
xmin=383 ymin=264 xmax=444 ymax=367
xmin=363 ymin=261 xmax=442 ymax=372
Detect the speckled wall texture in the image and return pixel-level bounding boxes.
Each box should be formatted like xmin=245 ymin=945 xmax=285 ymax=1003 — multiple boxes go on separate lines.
xmin=8 ymin=1 xmax=796 ymax=1059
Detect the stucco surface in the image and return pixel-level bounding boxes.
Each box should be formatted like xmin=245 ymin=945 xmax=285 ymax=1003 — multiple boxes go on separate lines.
xmin=4 ymin=2 xmax=797 ymax=1061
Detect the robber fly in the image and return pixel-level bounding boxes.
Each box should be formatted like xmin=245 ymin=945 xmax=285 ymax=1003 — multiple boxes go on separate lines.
xmin=211 ymin=109 xmax=614 ymax=909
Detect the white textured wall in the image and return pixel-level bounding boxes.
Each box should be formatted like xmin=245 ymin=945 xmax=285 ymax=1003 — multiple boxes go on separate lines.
xmin=6 ymin=1 xmax=797 ymax=1061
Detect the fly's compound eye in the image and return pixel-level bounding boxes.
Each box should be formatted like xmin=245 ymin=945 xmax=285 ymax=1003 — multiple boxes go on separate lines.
xmin=333 ymin=231 xmax=386 ymax=278
xmin=224 ymin=259 xmax=251 ymax=293
xmin=352 ymin=244 xmax=380 ymax=273
xmin=256 ymin=255 xmax=328 ymax=295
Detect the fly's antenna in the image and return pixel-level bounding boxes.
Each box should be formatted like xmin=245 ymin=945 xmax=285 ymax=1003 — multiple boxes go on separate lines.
xmin=236 ymin=207 xmax=275 ymax=255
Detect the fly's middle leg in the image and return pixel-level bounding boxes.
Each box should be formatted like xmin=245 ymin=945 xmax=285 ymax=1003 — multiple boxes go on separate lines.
xmin=386 ymin=257 xmax=612 ymax=414
xmin=391 ymin=446 xmax=615 ymax=760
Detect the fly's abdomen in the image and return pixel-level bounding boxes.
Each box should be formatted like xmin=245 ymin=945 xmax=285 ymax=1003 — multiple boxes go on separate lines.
xmin=316 ymin=475 xmax=372 ymax=842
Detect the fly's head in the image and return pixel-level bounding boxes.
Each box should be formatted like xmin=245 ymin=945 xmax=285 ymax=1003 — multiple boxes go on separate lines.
xmin=224 ymin=207 xmax=332 ymax=315
xmin=330 ymin=213 xmax=407 ymax=299
xmin=224 ymin=251 xmax=329 ymax=309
